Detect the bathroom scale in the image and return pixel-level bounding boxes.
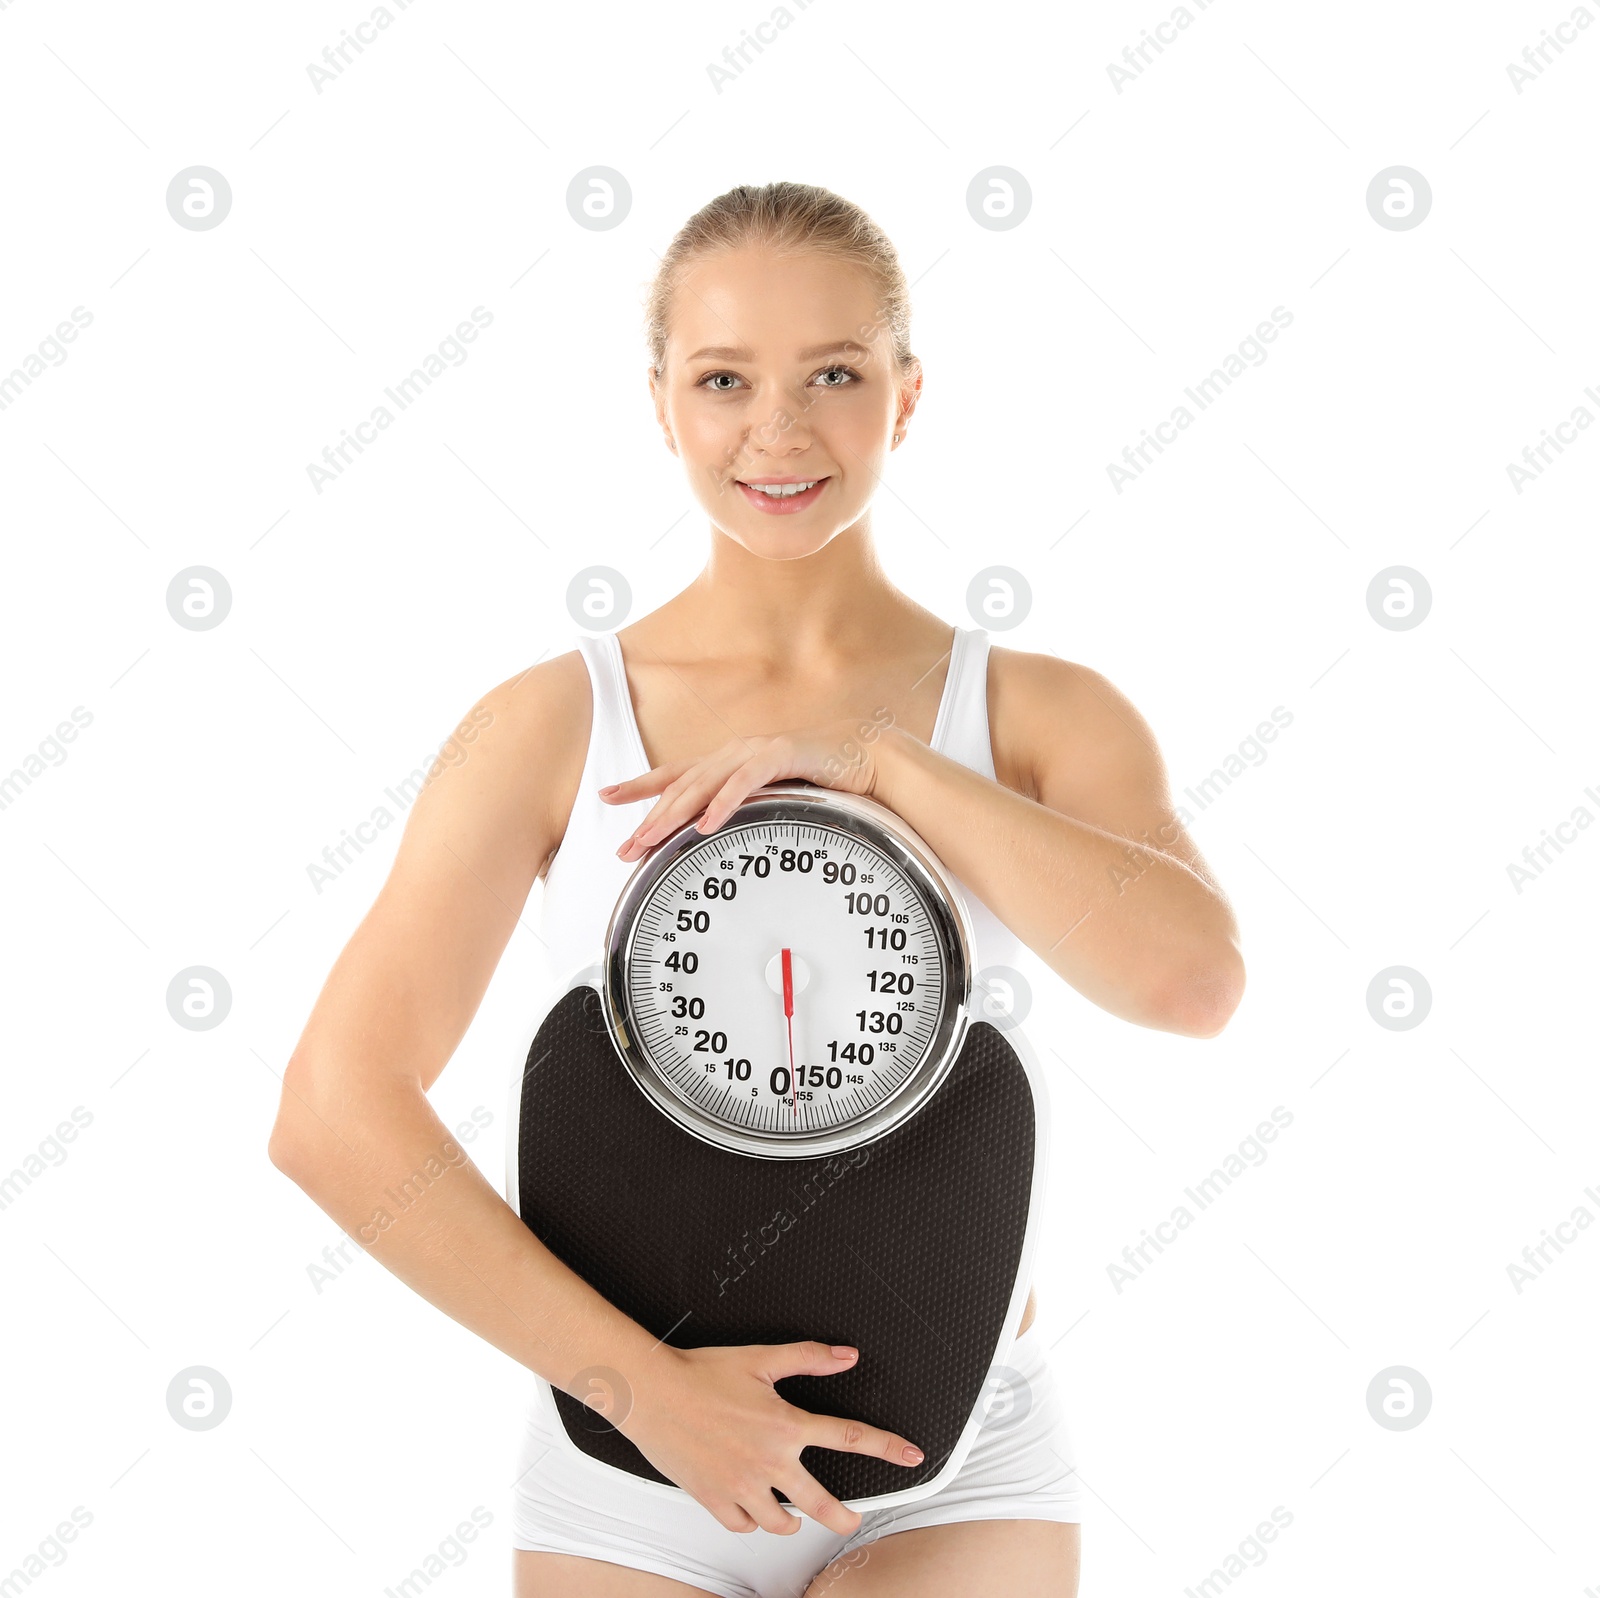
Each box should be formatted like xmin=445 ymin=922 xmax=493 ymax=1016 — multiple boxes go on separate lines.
xmin=505 ymin=780 xmax=1050 ymax=1511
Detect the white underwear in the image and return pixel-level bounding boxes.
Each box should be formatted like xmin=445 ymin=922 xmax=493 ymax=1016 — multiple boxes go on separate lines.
xmin=509 ymin=1317 xmax=1082 ymax=1598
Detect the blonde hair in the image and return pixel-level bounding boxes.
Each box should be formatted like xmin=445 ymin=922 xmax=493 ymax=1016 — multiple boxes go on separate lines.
xmin=645 ymin=181 xmax=915 ymax=378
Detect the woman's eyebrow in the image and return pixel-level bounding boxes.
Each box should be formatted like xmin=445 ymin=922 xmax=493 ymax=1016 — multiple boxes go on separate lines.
xmin=684 ymin=340 xmax=871 ymax=363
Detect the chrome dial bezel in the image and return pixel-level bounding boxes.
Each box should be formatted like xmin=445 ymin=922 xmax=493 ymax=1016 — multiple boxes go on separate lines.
xmin=600 ymin=782 xmax=975 ymax=1160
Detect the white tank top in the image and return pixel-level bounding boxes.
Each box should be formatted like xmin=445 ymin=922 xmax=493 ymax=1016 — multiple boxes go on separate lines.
xmin=535 ymin=626 xmax=1025 ymax=991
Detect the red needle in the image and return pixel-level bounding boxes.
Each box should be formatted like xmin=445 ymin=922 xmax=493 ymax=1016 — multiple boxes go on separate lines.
xmin=781 ymin=946 xmax=796 ymax=1118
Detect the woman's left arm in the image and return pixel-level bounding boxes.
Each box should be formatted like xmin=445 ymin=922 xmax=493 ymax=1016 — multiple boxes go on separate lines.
xmin=604 ymin=650 xmax=1244 ymax=1039
xmin=869 ymin=650 xmax=1244 ymax=1039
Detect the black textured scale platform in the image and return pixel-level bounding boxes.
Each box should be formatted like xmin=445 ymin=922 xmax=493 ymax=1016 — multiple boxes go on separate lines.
xmin=514 ymin=981 xmax=1037 ymax=1505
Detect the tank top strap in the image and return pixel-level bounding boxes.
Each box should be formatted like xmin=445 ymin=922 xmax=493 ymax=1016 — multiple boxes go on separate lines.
xmin=931 ymin=627 xmax=996 ymax=779
xmin=572 ymin=632 xmax=649 ymax=788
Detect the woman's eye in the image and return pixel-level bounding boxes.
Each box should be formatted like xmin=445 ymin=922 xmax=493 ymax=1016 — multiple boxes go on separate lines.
xmin=699 ymin=372 xmax=741 ymax=392
xmin=814 ymin=365 xmax=860 ymax=387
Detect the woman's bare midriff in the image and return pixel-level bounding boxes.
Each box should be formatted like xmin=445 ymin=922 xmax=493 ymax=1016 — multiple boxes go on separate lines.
xmin=542 ymin=620 xmax=1041 ymax=1345
xmin=1016 ymin=1287 xmax=1036 ymax=1337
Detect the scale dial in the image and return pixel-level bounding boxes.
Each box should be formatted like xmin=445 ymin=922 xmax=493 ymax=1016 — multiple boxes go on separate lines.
xmin=602 ymin=783 xmax=975 ymax=1159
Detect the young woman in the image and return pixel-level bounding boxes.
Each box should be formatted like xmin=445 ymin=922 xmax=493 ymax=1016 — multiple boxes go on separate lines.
xmin=269 ymin=182 xmax=1244 ymax=1598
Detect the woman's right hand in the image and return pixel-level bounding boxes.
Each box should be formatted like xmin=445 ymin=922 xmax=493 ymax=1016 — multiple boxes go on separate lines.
xmin=608 ymin=1340 xmax=925 ymax=1537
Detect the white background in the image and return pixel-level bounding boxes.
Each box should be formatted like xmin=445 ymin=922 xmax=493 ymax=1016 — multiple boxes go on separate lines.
xmin=2 ymin=0 xmax=1596 ymax=1593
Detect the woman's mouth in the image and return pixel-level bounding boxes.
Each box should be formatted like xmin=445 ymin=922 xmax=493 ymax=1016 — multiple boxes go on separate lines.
xmin=734 ymin=476 xmax=830 ymax=514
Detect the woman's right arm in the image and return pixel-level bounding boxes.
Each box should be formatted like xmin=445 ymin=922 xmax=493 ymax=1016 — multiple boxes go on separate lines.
xmin=266 ymin=655 xmax=919 ymax=1536
xmin=267 ymin=653 xmax=670 ymax=1395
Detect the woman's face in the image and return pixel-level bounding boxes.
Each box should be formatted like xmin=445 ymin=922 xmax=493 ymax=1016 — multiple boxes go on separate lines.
xmin=650 ymin=246 xmax=919 ymax=559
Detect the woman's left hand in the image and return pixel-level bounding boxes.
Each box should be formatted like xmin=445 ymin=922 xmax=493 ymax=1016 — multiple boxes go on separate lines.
xmin=601 ymin=717 xmax=900 ymax=862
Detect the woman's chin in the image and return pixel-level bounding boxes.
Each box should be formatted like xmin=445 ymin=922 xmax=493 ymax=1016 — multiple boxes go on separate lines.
xmin=713 ymin=519 xmax=842 ymax=561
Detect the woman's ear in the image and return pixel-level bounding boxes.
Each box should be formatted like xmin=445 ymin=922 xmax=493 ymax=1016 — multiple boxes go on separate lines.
xmin=895 ymin=355 xmax=925 ymax=437
xmin=647 ymin=365 xmax=678 ymax=455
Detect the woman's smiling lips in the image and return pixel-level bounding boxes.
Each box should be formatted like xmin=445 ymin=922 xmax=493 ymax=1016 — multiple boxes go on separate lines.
xmin=734 ymin=474 xmax=831 ymax=514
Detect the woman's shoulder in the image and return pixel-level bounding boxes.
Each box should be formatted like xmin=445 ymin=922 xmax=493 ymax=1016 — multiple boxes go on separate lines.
xmin=473 ymin=646 xmax=594 ymax=741
xmin=444 ymin=648 xmax=597 ymax=869
xmin=984 ymin=641 xmax=1163 ymax=807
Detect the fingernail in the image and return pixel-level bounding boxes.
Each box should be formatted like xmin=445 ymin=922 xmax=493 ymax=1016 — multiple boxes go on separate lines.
xmin=902 ymin=1446 xmax=923 ymax=1464
xmin=831 ymin=1345 xmax=855 ymax=1359
xmin=599 ymin=783 xmax=618 ymax=795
